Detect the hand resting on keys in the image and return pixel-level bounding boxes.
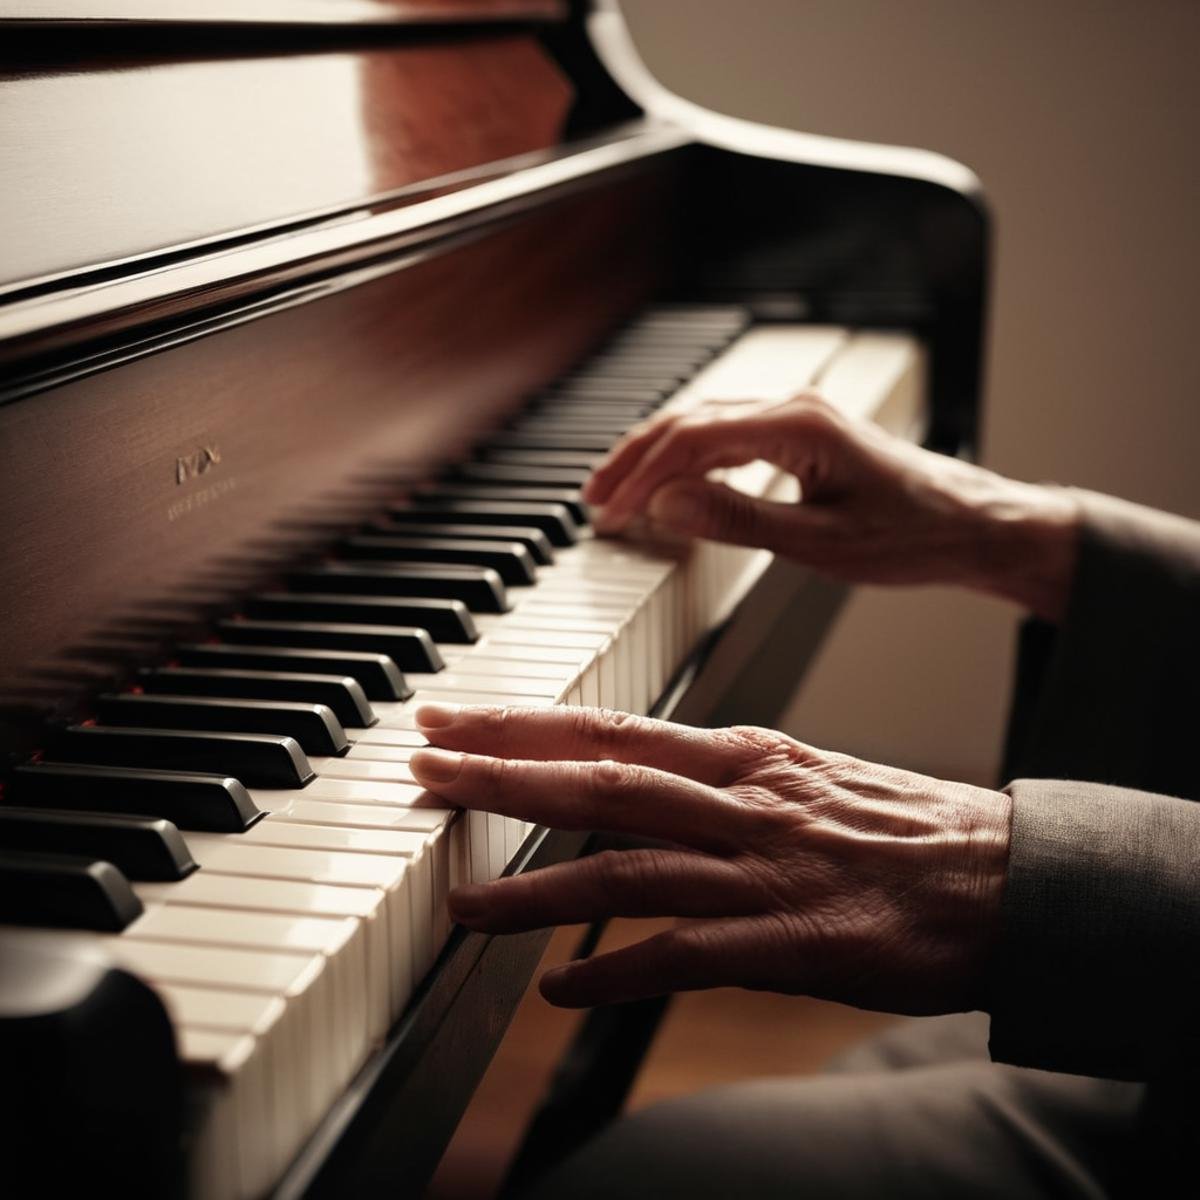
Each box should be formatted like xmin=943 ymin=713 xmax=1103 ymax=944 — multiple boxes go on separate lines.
xmin=409 ymin=704 xmax=1010 ymax=1014
xmin=584 ymin=393 xmax=1081 ymax=622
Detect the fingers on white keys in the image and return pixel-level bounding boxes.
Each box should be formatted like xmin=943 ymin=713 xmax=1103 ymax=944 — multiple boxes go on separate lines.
xmin=413 ymin=705 xmax=749 ymax=786
xmin=448 ymin=848 xmax=763 ymax=933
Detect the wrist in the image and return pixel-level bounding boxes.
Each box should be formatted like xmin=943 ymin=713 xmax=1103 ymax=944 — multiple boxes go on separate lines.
xmin=968 ymin=482 xmax=1081 ymax=622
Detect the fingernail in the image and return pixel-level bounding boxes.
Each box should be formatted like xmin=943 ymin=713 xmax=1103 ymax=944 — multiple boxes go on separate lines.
xmin=649 ymin=481 xmax=704 ymax=530
xmin=409 ymin=748 xmax=463 ymax=784
xmin=415 ymin=702 xmax=460 ymax=729
xmin=448 ymin=884 xmax=488 ymax=921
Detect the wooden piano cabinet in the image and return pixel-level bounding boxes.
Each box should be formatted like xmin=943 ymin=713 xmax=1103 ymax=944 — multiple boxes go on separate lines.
xmin=0 ymin=164 xmax=679 ymax=756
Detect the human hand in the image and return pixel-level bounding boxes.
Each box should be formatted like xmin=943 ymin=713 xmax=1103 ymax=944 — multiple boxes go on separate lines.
xmin=584 ymin=394 xmax=1080 ymax=621
xmin=409 ymin=704 xmax=1012 ymax=1014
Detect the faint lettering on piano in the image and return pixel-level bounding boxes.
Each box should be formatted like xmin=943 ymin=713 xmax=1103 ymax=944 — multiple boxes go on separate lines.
xmin=176 ymin=444 xmax=221 ymax=485
xmin=167 ymin=477 xmax=237 ymax=523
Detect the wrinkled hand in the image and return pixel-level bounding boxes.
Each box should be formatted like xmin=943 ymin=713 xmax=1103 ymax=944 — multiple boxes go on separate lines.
xmin=410 ymin=705 xmax=1011 ymax=1014
xmin=584 ymin=394 xmax=1079 ymax=621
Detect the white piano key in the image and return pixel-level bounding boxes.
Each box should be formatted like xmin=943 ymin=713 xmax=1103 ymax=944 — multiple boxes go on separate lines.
xmin=133 ymin=873 xmax=399 ymax=1029
xmin=432 ymin=655 xmax=581 ymax=681
xmin=307 ymin=757 xmax=425 ymax=786
xmin=346 ymin=725 xmax=429 ymax=747
xmin=156 ymin=985 xmax=297 ymax=1181
xmin=345 ymin=743 xmax=422 ymax=763
xmin=181 ymin=834 xmax=416 ymax=1000
xmin=107 ymin=939 xmax=332 ymax=1139
xmin=372 ymin=690 xmax=557 ymax=727
xmin=180 ymin=1028 xmax=267 ymax=1200
xmin=401 ymin=672 xmax=565 ymax=698
xmin=250 ymin=819 xmax=436 ymax=979
xmin=275 ymin=776 xmax=428 ymax=805
xmin=135 ymin=901 xmax=379 ymax=1052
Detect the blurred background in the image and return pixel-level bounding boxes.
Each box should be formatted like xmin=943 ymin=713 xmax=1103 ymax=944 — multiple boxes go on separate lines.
xmin=431 ymin=2 xmax=1200 ymax=1194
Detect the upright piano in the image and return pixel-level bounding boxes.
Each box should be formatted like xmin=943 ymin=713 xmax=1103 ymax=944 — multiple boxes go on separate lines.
xmin=0 ymin=2 xmax=988 ymax=1196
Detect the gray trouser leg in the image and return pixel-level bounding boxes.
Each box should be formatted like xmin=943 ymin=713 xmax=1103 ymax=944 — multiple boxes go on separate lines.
xmin=522 ymin=1015 xmax=1143 ymax=1200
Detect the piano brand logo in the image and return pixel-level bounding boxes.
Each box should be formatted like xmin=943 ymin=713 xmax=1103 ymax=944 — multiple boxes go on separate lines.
xmin=176 ymin=443 xmax=221 ymax=486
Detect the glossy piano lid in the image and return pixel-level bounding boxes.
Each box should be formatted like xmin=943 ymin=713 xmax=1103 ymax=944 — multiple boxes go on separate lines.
xmin=0 ymin=31 xmax=573 ymax=293
xmin=0 ymin=0 xmax=565 ymax=24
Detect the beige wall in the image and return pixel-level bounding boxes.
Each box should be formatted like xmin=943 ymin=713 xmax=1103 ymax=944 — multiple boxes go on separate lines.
xmin=622 ymin=0 xmax=1200 ymax=783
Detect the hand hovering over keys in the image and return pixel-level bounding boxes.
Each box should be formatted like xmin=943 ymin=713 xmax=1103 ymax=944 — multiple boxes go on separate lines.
xmin=583 ymin=394 xmax=1082 ymax=623
xmin=409 ymin=704 xmax=1011 ymax=1016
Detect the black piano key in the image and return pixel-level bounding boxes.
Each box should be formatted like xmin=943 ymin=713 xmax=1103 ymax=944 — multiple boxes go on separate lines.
xmin=412 ymin=485 xmax=588 ymax=526
xmin=481 ymin=431 xmax=617 ymax=455
xmin=452 ymin=462 xmax=592 ymax=488
xmin=386 ymin=500 xmax=579 ymax=547
xmin=46 ymin=725 xmax=315 ymax=789
xmin=290 ymin=563 xmax=510 ymax=612
xmin=95 ymin=693 xmax=350 ymax=757
xmin=542 ymin=384 xmax=669 ymax=404
xmin=336 ymin=535 xmax=534 ymax=587
xmin=138 ymin=667 xmax=376 ymax=729
xmin=528 ymin=399 xmax=655 ymax=421
xmin=7 ymin=762 xmax=264 ymax=833
xmin=507 ymin=417 xmax=632 ymax=437
xmin=481 ymin=449 xmax=606 ymax=471
xmin=586 ymin=350 xmax=714 ymax=372
xmin=242 ymin=593 xmax=477 ymax=644
xmin=216 ymin=619 xmax=445 ymax=672
xmin=0 ymin=850 xmax=142 ymax=932
xmin=355 ymin=521 xmax=555 ymax=566
xmin=565 ymin=370 xmax=688 ymax=392
xmin=175 ymin=643 xmax=411 ymax=702
xmin=0 ymin=808 xmax=197 ymax=882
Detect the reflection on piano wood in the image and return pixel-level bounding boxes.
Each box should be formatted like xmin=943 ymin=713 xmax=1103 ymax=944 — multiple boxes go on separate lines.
xmin=0 ymin=3 xmax=986 ymax=1197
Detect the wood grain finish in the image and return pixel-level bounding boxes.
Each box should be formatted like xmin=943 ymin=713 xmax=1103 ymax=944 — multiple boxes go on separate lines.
xmin=0 ymin=1 xmax=565 ymax=25
xmin=0 ymin=166 xmax=677 ymax=754
xmin=0 ymin=33 xmax=573 ymax=290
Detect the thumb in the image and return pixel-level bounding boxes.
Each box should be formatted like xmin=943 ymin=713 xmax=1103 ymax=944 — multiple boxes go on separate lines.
xmin=647 ymin=478 xmax=814 ymax=552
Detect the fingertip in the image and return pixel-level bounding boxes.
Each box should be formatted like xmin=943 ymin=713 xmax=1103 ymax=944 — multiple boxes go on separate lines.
xmin=447 ymin=882 xmax=489 ymax=924
xmin=408 ymin=747 xmax=464 ymax=785
xmin=414 ymin=701 xmax=461 ymax=730
xmin=590 ymin=504 xmax=629 ymax=536
xmin=538 ymin=965 xmax=586 ymax=1008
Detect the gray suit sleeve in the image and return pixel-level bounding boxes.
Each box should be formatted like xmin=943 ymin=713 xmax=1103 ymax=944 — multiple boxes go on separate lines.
xmin=1001 ymin=489 xmax=1200 ymax=796
xmin=989 ymin=778 xmax=1200 ymax=1080
xmin=988 ymin=490 xmax=1200 ymax=1080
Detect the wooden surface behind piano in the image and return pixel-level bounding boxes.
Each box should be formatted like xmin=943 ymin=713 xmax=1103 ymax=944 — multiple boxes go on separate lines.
xmin=0 ymin=167 xmax=678 ymax=752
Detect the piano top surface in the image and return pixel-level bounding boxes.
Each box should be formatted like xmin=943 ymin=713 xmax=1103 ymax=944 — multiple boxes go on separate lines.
xmin=0 ymin=24 xmax=575 ymax=294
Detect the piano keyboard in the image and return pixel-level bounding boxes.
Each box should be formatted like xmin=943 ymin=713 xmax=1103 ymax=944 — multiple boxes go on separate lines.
xmin=0 ymin=306 xmax=924 ymax=1199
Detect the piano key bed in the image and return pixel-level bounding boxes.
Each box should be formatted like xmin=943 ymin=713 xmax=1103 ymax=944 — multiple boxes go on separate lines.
xmin=0 ymin=306 xmax=925 ymax=1199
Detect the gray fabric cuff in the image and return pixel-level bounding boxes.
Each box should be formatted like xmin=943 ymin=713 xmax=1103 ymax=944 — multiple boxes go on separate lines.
xmin=989 ymin=778 xmax=1200 ymax=1080
xmin=1005 ymin=488 xmax=1200 ymax=796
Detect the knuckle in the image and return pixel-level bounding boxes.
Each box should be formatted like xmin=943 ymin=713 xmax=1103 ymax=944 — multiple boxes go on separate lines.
xmin=574 ymin=706 xmax=640 ymax=754
xmin=726 ymin=724 xmax=810 ymax=766
xmin=716 ymin=490 xmax=762 ymax=544
xmin=478 ymin=705 xmax=512 ymax=741
xmin=587 ymin=849 xmax=659 ymax=910
xmin=592 ymin=758 xmax=630 ymax=791
xmin=485 ymin=752 xmax=513 ymax=791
